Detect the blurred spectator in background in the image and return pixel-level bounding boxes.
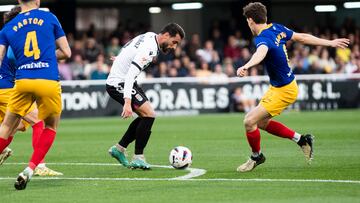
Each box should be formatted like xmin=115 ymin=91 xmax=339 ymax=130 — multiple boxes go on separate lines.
xmin=196 ymin=40 xmax=220 ymax=66
xmin=186 ymin=34 xmax=201 ymax=61
xmin=223 ymin=57 xmax=236 ymax=77
xmin=196 ymin=61 xmax=212 ymax=78
xmin=59 ymin=60 xmax=72 ymax=80
xmin=85 ymin=54 xmax=109 ymax=79
xmin=53 ymin=16 xmax=360 ymax=81
xmin=153 ymin=62 xmax=168 ymax=78
xmin=209 ymin=64 xmax=228 ymax=84
xmin=84 ymin=38 xmax=102 ymax=63
xmin=70 ymin=54 xmax=86 ymax=80
xmin=106 ymin=37 xmax=121 ymax=58
xmin=179 ymin=56 xmax=191 ymax=77
xmin=231 ymin=87 xmax=256 ymax=113
xmin=224 ymin=35 xmax=242 ymax=63
xmin=344 ymin=55 xmax=359 ymax=74
xmin=211 ymin=28 xmax=225 ymax=60
xmin=336 ymin=45 xmax=351 ymax=63
xmin=318 ymin=49 xmax=337 ymax=73
xmin=188 ymin=62 xmax=198 ymax=77
xmin=237 ymin=47 xmax=252 ymax=67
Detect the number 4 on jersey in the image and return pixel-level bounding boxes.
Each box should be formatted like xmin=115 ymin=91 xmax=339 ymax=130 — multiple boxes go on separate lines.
xmin=24 ymin=31 xmax=41 ymax=60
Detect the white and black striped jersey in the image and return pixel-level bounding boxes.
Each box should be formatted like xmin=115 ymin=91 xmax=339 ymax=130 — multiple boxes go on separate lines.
xmin=106 ymin=32 xmax=159 ymax=99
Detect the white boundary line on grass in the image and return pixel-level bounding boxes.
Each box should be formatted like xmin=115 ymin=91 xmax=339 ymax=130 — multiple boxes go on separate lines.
xmin=2 ymin=162 xmax=207 ymax=180
xmin=2 ymin=162 xmax=360 ymax=184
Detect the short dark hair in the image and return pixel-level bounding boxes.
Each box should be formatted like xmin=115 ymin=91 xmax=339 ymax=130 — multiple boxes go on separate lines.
xmin=3 ymin=6 xmax=21 ymax=24
xmin=243 ymin=2 xmax=267 ymax=24
xmin=160 ymin=23 xmax=185 ymax=39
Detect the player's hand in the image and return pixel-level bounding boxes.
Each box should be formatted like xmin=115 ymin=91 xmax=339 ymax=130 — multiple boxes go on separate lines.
xmin=121 ymin=102 xmax=133 ymax=119
xmin=236 ymin=66 xmax=248 ymax=77
xmin=331 ymin=38 xmax=350 ymax=49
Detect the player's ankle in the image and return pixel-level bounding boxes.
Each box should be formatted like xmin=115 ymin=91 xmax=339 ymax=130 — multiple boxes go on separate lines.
xmin=115 ymin=144 xmax=126 ymax=153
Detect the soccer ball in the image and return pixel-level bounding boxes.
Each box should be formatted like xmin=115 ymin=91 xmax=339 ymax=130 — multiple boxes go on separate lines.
xmin=169 ymin=146 xmax=192 ymax=169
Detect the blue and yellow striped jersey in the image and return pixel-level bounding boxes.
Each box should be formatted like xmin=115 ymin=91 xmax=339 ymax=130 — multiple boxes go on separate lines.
xmin=0 ymin=8 xmax=65 ymax=81
xmin=255 ymin=23 xmax=295 ymax=87
xmin=0 ymin=47 xmax=16 ymax=88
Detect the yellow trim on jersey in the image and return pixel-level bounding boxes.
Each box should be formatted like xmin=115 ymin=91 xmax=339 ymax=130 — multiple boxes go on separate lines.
xmin=20 ymin=8 xmax=38 ymax=14
xmin=260 ymin=79 xmax=298 ymax=116
xmin=258 ymin=23 xmax=273 ymax=36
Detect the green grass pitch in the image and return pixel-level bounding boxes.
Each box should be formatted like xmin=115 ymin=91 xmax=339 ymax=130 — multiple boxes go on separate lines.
xmin=0 ymin=110 xmax=359 ymax=202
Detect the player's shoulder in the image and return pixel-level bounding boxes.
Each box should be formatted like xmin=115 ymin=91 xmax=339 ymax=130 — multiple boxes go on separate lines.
xmin=143 ymin=32 xmax=159 ymax=52
xmin=272 ymin=23 xmax=293 ymax=32
xmin=31 ymin=9 xmax=59 ymax=21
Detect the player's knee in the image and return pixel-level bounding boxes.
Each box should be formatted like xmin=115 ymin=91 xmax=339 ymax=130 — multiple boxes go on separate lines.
xmin=142 ymin=110 xmax=156 ymax=118
xmin=257 ymin=120 xmax=268 ymax=130
xmin=243 ymin=116 xmax=256 ymax=129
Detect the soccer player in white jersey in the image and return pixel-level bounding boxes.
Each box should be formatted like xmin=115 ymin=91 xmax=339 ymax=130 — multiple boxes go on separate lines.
xmin=106 ymin=23 xmax=185 ymax=169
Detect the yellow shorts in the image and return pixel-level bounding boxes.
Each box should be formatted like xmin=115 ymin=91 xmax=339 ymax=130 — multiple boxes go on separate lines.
xmin=260 ymin=80 xmax=298 ymax=116
xmin=8 ymin=79 xmax=62 ymax=120
xmin=0 ymin=88 xmax=36 ymax=129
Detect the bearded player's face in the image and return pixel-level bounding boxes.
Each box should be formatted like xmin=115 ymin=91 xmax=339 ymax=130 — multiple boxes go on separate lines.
xmin=160 ymin=33 xmax=182 ymax=54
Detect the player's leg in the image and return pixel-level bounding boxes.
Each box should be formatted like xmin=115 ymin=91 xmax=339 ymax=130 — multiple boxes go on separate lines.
xmin=15 ymin=80 xmax=61 ymax=190
xmin=257 ymin=80 xmax=314 ymax=162
xmin=22 ymin=106 xmax=63 ymax=176
xmin=129 ymin=101 xmax=155 ymax=170
xmin=237 ymin=104 xmax=270 ymax=172
xmin=0 ymin=113 xmax=19 ymax=165
xmin=0 ymin=97 xmax=15 ymax=164
xmin=106 ymin=84 xmax=135 ymax=167
xmin=258 ymin=118 xmax=314 ymax=161
xmin=0 ymin=111 xmax=22 ymax=159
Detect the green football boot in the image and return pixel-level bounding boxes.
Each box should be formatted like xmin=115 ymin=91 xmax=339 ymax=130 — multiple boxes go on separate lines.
xmin=129 ymin=157 xmax=151 ymax=170
xmin=108 ymin=145 xmax=129 ymax=167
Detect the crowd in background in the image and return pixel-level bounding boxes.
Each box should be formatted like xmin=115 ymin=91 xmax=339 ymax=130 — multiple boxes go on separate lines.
xmin=57 ymin=17 xmax=360 ymax=112
xmin=59 ymin=17 xmax=360 ymax=81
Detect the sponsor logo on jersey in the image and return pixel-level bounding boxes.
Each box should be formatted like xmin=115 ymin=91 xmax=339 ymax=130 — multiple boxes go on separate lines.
xmin=135 ymin=93 xmax=143 ymax=101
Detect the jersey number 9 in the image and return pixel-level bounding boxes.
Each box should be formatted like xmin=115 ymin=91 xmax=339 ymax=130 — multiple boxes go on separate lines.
xmin=24 ymin=31 xmax=41 ymax=60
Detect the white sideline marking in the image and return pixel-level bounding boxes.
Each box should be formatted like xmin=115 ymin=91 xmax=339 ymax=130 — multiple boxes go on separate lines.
xmin=2 ymin=162 xmax=207 ymax=180
xmin=1 ymin=163 xmax=359 ymax=184
xmin=0 ymin=177 xmax=359 ymax=184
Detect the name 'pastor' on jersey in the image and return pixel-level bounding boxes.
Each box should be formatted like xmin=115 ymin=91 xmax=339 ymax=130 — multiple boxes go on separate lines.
xmin=0 ymin=9 xmax=65 ymax=81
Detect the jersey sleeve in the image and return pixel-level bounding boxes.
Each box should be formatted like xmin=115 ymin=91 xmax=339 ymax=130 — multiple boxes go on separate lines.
xmin=255 ymin=36 xmax=271 ymax=49
xmin=132 ymin=48 xmax=154 ymax=71
xmin=280 ymin=24 xmax=294 ymax=41
xmin=0 ymin=30 xmax=9 ymax=47
xmin=50 ymin=13 xmax=66 ymax=40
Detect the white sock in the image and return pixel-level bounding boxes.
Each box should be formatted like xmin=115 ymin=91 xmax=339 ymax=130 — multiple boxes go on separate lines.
xmin=133 ymin=154 xmax=145 ymax=160
xmin=292 ymin=132 xmax=301 ymax=143
xmin=251 ymin=151 xmax=261 ymax=157
xmin=37 ymin=163 xmax=46 ymax=168
xmin=23 ymin=167 xmax=34 ymax=178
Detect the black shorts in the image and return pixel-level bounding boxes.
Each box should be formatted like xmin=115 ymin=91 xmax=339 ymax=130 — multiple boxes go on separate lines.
xmin=106 ymin=83 xmax=148 ymax=109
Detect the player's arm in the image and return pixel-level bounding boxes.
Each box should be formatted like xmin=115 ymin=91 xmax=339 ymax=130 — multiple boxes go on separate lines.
xmin=0 ymin=45 xmax=6 ymax=67
xmin=122 ymin=63 xmax=141 ymax=118
xmin=55 ymin=36 xmax=71 ymax=60
xmin=291 ymin=32 xmax=350 ymax=48
xmin=237 ymin=45 xmax=268 ymax=77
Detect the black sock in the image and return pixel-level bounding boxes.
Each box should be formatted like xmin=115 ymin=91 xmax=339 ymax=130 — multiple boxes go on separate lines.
xmin=135 ymin=117 xmax=155 ymax=155
xmin=297 ymin=135 xmax=306 ymax=146
xmin=118 ymin=117 xmax=142 ymax=148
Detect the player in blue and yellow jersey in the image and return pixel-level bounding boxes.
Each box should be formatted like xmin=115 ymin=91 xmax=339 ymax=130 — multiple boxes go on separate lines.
xmin=236 ymin=2 xmax=349 ymax=172
xmin=0 ymin=0 xmax=71 ymax=190
xmin=0 ymin=6 xmax=63 ymax=177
